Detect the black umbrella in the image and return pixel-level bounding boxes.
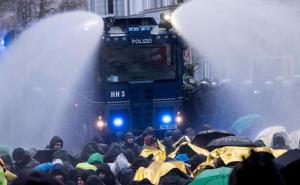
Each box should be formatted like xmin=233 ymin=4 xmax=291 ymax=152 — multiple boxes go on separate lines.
xmin=33 ymin=149 xmax=56 ymax=163
xmin=274 ymin=149 xmax=300 ymax=185
xmin=206 ymin=136 xmax=255 ymax=150
xmin=34 ymin=149 xmax=78 ymax=166
xmin=274 ymin=149 xmax=300 ymax=167
xmin=192 ymin=129 xmax=235 ymax=148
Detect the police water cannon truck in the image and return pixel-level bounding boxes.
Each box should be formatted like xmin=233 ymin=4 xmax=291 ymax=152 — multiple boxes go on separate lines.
xmin=89 ymin=16 xmax=185 ymax=133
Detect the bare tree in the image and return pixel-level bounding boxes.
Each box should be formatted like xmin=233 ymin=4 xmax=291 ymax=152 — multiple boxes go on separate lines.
xmin=38 ymin=0 xmax=56 ymax=18
xmin=58 ymin=0 xmax=87 ymax=12
xmin=1 ymin=0 xmax=88 ymax=34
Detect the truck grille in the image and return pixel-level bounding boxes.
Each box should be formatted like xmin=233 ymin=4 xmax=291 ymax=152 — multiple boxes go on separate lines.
xmin=130 ymin=86 xmax=153 ymax=130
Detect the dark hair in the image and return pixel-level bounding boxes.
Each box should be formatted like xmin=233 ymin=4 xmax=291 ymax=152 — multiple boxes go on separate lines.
xmin=85 ymin=175 xmax=104 ymax=185
xmin=96 ymin=164 xmax=116 ymax=185
xmin=12 ymin=148 xmax=26 ymax=161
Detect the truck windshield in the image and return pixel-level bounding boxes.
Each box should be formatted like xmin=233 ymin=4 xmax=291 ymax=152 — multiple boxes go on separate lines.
xmin=103 ymin=44 xmax=176 ymax=82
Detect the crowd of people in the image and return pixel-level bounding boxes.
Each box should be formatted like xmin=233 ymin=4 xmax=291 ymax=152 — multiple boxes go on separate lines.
xmin=0 ymin=125 xmax=299 ymax=185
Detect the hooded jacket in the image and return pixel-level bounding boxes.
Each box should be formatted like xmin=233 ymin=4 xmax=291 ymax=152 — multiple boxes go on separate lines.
xmin=271 ymin=132 xmax=290 ymax=150
xmin=13 ymin=154 xmax=39 ymax=174
xmin=87 ymin=153 xmax=103 ymax=165
xmin=48 ymin=136 xmax=64 ymax=150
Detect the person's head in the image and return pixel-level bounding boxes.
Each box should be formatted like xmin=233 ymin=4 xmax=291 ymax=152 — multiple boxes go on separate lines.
xmin=144 ymin=135 xmax=158 ymax=148
xmin=144 ymin=127 xmax=154 ymax=136
xmin=272 ymin=132 xmax=289 ymax=149
xmin=12 ymin=148 xmax=27 ymax=163
xmin=87 ymin=153 xmax=103 ymax=169
xmin=53 ymin=142 xmax=63 ymax=150
xmin=49 ymin=136 xmax=64 ymax=150
xmin=50 ymin=162 xmax=65 ymax=183
xmin=85 ymin=175 xmax=104 ymax=185
xmin=96 ymin=163 xmax=115 ymax=185
xmin=77 ymin=170 xmax=89 ymax=185
xmin=125 ymin=132 xmax=135 ymax=144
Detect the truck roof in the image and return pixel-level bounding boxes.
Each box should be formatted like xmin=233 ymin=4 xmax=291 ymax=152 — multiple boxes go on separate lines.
xmin=102 ymin=17 xmax=175 ymax=36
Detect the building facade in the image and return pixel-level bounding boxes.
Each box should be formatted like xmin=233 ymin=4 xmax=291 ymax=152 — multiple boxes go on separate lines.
xmin=88 ymin=0 xmax=129 ymax=16
xmin=88 ymin=0 xmax=184 ymax=18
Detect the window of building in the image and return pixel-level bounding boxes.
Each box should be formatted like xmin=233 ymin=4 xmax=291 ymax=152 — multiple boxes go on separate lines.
xmin=108 ymin=0 xmax=114 ymax=14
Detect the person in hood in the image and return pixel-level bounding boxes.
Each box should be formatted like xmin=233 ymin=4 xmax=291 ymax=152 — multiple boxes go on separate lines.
xmin=87 ymin=153 xmax=103 ymax=169
xmin=76 ymin=153 xmax=103 ymax=172
xmin=76 ymin=170 xmax=89 ymax=185
xmin=122 ymin=132 xmax=140 ymax=158
xmin=136 ymin=127 xmax=155 ymax=146
xmin=271 ymin=132 xmax=290 ymax=150
xmin=96 ymin=164 xmax=120 ymax=185
xmin=47 ymin=136 xmax=64 ymax=150
xmin=143 ymin=135 xmax=158 ymax=149
xmin=12 ymin=148 xmax=39 ymax=174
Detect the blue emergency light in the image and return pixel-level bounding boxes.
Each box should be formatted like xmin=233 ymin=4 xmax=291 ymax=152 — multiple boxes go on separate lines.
xmin=108 ymin=110 xmax=129 ymax=131
xmin=113 ymin=117 xmax=124 ymax=127
xmin=162 ymin=114 xmax=172 ymax=124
